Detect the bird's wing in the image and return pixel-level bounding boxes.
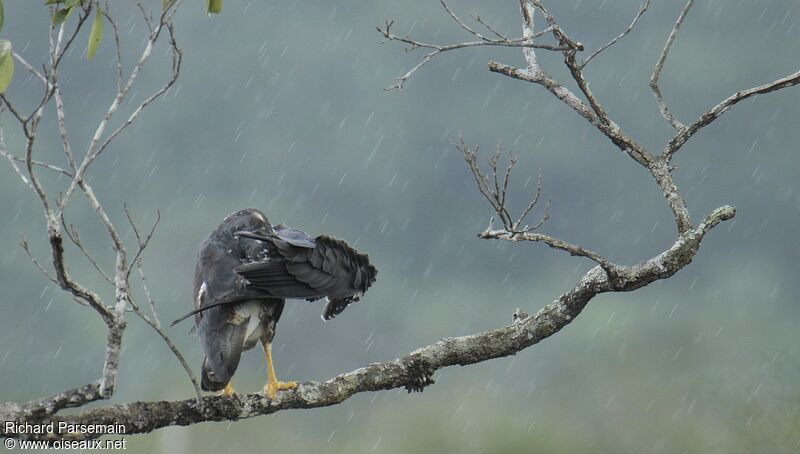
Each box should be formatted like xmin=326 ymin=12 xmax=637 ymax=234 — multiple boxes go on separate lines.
xmin=195 ymin=237 xmax=248 ymax=307
xmin=235 ymin=235 xmax=377 ymax=307
xmin=172 ymin=235 xmax=264 ymax=327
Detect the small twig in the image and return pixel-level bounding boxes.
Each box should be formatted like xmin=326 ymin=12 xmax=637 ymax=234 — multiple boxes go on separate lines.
xmin=92 ymin=21 xmax=183 ymax=175
xmin=456 ymin=139 xmax=549 ymax=233
xmin=135 ymin=0 xmax=155 ymax=34
xmin=516 ymin=172 xmax=548 ymax=230
xmin=60 ymin=214 xmax=114 ymax=285
xmin=103 ymin=2 xmax=125 ymax=93
xmin=13 ymin=156 xmax=72 ymax=178
xmin=137 ymin=265 xmax=159 ymax=323
xmin=124 ymin=206 xmax=161 ymax=279
xmin=57 ymin=8 xmax=178 ymax=215
xmin=130 ymin=265 xmax=202 ymax=399
xmin=377 ymin=14 xmax=567 ymax=91
xmin=471 ymin=14 xmax=508 ymax=41
xmin=0 ymin=122 xmax=34 ymax=189
xmin=440 ymin=1 xmax=485 ymax=41
xmin=649 ymin=0 xmax=693 ymax=130
xmin=52 ymin=9 xmax=92 ymax=78
xmin=53 ymin=78 xmax=77 ymax=173
xmin=12 ymin=52 xmax=49 ymax=87
xmin=0 ymin=95 xmax=27 ymax=124
xmin=581 ymin=0 xmax=651 ymax=68
xmin=20 ymin=238 xmax=58 ymax=285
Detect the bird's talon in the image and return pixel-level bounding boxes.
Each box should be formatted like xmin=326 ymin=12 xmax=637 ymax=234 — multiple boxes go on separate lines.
xmin=218 ymin=382 xmax=237 ymax=397
xmin=264 ymin=380 xmax=298 ymax=399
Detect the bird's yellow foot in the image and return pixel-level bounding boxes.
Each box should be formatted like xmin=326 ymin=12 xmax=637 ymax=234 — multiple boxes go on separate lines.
xmin=218 ymin=382 xmax=237 ymax=397
xmin=264 ymin=380 xmax=297 ymax=399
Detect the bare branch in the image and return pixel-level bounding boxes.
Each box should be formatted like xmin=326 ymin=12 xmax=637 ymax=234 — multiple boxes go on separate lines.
xmin=0 ymin=0 xmax=186 ymax=415
xmin=664 ymin=68 xmax=800 ymax=159
xmin=528 ymin=1 xmax=620 ymax=128
xmin=0 ymin=94 xmax=28 ymax=124
xmin=377 ymin=10 xmax=567 ymax=91
xmin=60 ymin=215 xmax=114 ymax=286
xmin=125 ymin=206 xmax=161 ymax=278
xmin=1 ymin=384 xmax=103 ymax=422
xmin=95 ymin=21 xmax=183 ymax=162
xmin=649 ymin=0 xmax=694 ymax=130
xmin=470 ymin=14 xmax=509 ymax=41
xmin=11 ymin=156 xmax=72 ymax=177
xmin=456 ymin=139 xmax=552 ymax=234
xmin=57 ymin=12 xmax=178 ymax=214
xmin=439 ymin=0 xmax=484 ymax=40
xmin=517 ymin=173 xmax=549 ymax=230
xmin=0 ymin=122 xmax=34 ymax=190
xmin=129 ymin=265 xmax=202 ymax=399
xmin=103 ymin=2 xmax=125 ymax=93
xmin=487 ymin=61 xmax=652 ymax=167
xmin=19 ymin=238 xmax=58 ymax=285
xmin=1 ymin=204 xmax=735 ymax=439
xmin=457 ymin=138 xmax=615 ymax=273
xmin=12 ymin=52 xmax=49 ymax=87
xmin=53 ymin=80 xmax=77 ymax=173
xmin=581 ymin=0 xmax=651 ymax=68
xmin=479 ymin=228 xmax=615 ymax=272
xmin=47 ymin=232 xmax=114 ymax=325
xmin=24 ymin=120 xmax=55 ymax=219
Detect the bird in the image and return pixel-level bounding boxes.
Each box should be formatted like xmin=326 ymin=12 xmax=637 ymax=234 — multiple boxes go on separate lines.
xmin=171 ymin=208 xmax=377 ymax=398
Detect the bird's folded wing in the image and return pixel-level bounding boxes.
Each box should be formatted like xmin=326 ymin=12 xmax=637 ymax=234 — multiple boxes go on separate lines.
xmin=235 ymin=235 xmax=377 ymax=300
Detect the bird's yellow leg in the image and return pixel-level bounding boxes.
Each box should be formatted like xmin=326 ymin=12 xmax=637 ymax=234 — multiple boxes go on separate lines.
xmin=218 ymin=382 xmax=236 ymax=397
xmin=262 ymin=341 xmax=297 ymax=398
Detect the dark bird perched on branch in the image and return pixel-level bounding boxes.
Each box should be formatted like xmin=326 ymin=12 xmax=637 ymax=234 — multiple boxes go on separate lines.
xmin=171 ymin=208 xmax=377 ymax=397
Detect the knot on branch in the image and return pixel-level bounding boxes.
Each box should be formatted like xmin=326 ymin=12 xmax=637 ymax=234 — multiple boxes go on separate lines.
xmin=402 ymin=356 xmax=435 ymax=393
xmin=512 ymin=308 xmax=530 ymax=324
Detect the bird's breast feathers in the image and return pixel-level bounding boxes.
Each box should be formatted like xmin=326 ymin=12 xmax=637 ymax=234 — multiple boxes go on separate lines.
xmin=228 ymin=301 xmax=275 ymax=346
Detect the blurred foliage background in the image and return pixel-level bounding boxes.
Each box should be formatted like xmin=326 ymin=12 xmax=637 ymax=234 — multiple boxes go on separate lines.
xmin=1 ymin=0 xmax=799 ymax=452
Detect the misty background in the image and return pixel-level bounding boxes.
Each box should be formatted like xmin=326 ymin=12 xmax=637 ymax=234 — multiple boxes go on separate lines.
xmin=1 ymin=0 xmax=798 ymax=452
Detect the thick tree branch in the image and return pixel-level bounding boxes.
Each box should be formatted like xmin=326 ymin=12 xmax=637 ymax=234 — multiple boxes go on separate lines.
xmin=1 ymin=205 xmax=734 ymax=440
xmin=486 ymin=60 xmax=652 ymax=167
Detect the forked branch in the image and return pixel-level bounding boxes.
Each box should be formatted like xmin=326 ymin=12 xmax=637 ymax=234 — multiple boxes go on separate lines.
xmin=649 ymin=0 xmax=694 ymax=130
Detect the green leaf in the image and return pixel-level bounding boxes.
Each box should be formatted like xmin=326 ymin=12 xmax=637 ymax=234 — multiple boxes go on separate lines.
xmin=0 ymin=0 xmax=5 ymax=33
xmin=162 ymin=0 xmax=174 ymax=11
xmin=87 ymin=7 xmax=103 ymax=60
xmin=51 ymin=0 xmax=81 ymax=25
xmin=206 ymin=0 xmax=222 ymax=14
xmin=52 ymin=5 xmax=74 ymax=26
xmin=0 ymin=40 xmax=14 ymax=94
xmin=44 ymin=0 xmax=64 ymax=5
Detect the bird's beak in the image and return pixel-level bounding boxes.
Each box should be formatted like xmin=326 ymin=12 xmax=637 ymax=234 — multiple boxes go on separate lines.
xmin=234 ymin=230 xmax=272 ymax=241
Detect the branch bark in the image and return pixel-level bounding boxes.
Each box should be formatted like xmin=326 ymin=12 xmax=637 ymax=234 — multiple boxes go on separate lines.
xmin=0 ymin=206 xmax=733 ymax=440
